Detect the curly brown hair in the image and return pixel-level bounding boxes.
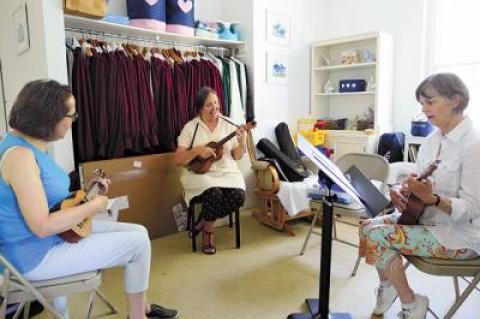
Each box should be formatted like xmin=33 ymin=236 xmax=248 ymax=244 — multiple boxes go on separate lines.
xmin=9 ymin=79 xmax=72 ymax=141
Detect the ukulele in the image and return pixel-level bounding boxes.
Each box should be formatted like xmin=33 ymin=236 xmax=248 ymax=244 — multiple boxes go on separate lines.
xmin=52 ymin=169 xmax=107 ymax=243
xmin=188 ymin=121 xmax=256 ymax=174
xmin=397 ymin=160 xmax=441 ymax=225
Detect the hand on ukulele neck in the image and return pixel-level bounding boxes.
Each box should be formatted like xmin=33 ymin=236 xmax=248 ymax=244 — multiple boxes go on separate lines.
xmin=86 ymin=169 xmax=110 ymax=196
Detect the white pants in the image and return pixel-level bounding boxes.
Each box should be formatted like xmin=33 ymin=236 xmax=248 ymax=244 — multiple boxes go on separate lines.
xmin=24 ymin=221 xmax=151 ymax=294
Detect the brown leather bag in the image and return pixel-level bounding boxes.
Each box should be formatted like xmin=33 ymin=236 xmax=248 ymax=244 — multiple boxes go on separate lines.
xmin=64 ymin=0 xmax=106 ymax=19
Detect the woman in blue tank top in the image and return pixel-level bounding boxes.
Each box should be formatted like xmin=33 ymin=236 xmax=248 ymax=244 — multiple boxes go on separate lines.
xmin=0 ymin=80 xmax=178 ymax=319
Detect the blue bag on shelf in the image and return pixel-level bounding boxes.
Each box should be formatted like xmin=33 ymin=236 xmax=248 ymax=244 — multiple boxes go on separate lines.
xmin=127 ymin=0 xmax=166 ymax=32
xmin=217 ymin=22 xmax=240 ymax=41
xmin=411 ymin=121 xmax=433 ymax=137
xmin=166 ymin=0 xmax=195 ymax=36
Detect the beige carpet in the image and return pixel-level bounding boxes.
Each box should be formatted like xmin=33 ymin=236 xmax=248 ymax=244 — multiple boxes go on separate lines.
xmin=36 ymin=212 xmax=480 ymax=318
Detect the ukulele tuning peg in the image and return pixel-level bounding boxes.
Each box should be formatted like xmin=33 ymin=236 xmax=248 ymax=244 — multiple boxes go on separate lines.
xmin=93 ymin=168 xmax=106 ymax=178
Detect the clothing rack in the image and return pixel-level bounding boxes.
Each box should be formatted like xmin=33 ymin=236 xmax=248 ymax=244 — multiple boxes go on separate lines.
xmin=64 ymin=26 xmax=234 ymax=55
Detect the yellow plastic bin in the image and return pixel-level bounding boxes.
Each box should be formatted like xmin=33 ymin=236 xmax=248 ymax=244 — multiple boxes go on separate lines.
xmin=299 ymin=129 xmax=326 ymax=146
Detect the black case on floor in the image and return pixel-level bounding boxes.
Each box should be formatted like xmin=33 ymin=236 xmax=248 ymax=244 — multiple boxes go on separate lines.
xmin=275 ymin=122 xmax=304 ymax=165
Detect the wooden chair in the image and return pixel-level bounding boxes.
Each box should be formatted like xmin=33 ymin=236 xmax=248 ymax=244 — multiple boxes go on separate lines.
xmin=188 ymin=203 xmax=240 ymax=252
xmin=246 ymin=120 xmax=314 ymax=236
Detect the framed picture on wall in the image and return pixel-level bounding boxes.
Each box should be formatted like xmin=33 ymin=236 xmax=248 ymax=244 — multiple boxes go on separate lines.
xmin=266 ymin=10 xmax=291 ymax=46
xmin=13 ymin=4 xmax=30 ymax=55
xmin=266 ymin=52 xmax=289 ymax=85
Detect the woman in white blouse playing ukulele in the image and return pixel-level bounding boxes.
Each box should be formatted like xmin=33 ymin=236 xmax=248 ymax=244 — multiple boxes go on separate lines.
xmin=359 ymin=73 xmax=480 ymax=319
xmin=174 ymin=87 xmax=246 ymax=255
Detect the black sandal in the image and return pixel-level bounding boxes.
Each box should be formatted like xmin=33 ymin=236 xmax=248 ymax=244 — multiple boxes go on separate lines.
xmin=202 ymin=230 xmax=216 ymax=255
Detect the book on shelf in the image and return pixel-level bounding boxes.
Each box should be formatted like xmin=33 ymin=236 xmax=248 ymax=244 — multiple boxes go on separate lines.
xmin=408 ymin=144 xmax=419 ymax=162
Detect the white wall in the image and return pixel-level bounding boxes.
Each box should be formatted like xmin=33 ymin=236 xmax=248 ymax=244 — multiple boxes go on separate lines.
xmin=317 ymin=0 xmax=428 ymax=133
xmin=0 ymin=0 xmax=49 ymax=114
xmin=250 ymin=0 xmax=325 ymax=131
xmin=0 ymin=0 xmax=73 ymax=171
xmin=241 ymin=0 xmax=428 ymax=134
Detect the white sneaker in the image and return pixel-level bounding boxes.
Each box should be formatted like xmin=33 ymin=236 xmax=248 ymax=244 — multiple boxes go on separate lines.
xmin=398 ymin=294 xmax=429 ymax=319
xmin=372 ymin=284 xmax=398 ymax=315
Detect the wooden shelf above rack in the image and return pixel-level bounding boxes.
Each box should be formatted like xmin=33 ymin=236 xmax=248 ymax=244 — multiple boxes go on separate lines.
xmin=64 ymin=15 xmax=246 ymax=47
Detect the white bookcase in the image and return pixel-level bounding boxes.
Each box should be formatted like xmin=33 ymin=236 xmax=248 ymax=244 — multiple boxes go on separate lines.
xmin=310 ymin=32 xmax=394 ymax=161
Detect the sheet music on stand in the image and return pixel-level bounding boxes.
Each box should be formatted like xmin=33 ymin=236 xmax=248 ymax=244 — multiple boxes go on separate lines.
xmin=287 ymin=134 xmax=357 ymax=319
xmin=297 ymin=135 xmax=362 ymax=206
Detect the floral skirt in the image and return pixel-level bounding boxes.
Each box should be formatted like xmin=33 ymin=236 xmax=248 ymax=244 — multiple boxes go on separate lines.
xmin=358 ymin=213 xmax=478 ymax=269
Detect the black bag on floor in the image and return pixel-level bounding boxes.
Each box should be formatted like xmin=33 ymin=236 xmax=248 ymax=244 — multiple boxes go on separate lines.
xmin=257 ymin=138 xmax=308 ymax=182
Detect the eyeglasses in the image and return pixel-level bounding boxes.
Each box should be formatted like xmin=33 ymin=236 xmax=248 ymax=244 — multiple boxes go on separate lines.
xmin=65 ymin=112 xmax=79 ymax=122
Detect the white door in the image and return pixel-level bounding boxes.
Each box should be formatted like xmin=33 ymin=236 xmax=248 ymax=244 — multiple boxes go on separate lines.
xmin=0 ymin=60 xmax=7 ymax=138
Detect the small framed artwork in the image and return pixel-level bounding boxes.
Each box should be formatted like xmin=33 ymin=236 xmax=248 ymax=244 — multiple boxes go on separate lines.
xmin=266 ymin=10 xmax=291 ymax=46
xmin=266 ymin=52 xmax=289 ymax=85
xmin=13 ymin=4 xmax=30 ymax=55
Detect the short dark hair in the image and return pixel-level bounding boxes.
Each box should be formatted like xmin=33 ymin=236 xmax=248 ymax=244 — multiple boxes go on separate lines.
xmin=194 ymin=87 xmax=217 ymax=114
xmin=415 ymin=73 xmax=469 ymax=113
xmin=9 ymin=79 xmax=72 ymax=141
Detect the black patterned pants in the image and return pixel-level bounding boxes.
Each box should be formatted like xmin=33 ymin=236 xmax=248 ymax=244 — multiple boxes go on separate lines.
xmin=190 ymin=187 xmax=245 ymax=221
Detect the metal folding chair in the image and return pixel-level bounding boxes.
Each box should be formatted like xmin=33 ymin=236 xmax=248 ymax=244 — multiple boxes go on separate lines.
xmin=0 ymin=253 xmax=117 ymax=319
xmin=405 ymin=255 xmax=480 ymax=319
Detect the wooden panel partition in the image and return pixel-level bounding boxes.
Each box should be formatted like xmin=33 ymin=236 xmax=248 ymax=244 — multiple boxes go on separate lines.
xmin=80 ymin=153 xmax=183 ymax=239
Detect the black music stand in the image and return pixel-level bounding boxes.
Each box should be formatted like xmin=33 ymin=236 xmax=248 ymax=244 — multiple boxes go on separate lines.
xmin=287 ymin=136 xmax=357 ymax=319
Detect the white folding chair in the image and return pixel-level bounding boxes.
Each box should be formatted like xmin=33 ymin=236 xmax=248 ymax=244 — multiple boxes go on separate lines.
xmin=300 ymin=153 xmax=389 ymax=255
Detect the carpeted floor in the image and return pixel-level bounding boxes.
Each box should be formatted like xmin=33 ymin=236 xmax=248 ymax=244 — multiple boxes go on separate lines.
xmin=35 ymin=211 xmax=480 ymax=318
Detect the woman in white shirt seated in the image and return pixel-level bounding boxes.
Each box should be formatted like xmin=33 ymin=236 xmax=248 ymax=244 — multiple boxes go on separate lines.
xmin=359 ymin=73 xmax=480 ymax=319
xmin=174 ymin=87 xmax=246 ymax=255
